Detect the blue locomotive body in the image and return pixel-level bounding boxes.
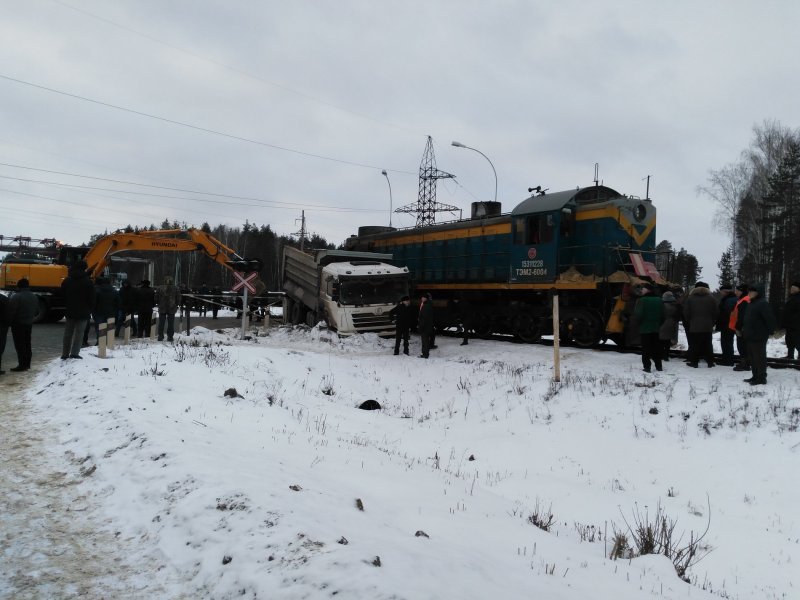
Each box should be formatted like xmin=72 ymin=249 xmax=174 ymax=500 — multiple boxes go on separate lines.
xmin=345 ymin=185 xmax=659 ymax=346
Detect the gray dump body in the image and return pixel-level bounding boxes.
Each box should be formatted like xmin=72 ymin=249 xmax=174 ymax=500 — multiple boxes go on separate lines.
xmin=282 ymin=247 xmax=396 ymax=312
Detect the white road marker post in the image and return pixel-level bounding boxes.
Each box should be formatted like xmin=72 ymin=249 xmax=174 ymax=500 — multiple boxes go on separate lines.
xmin=241 ymin=287 xmax=249 ymax=339
xmin=107 ymin=317 xmax=115 ymax=350
xmin=552 ymin=289 xmax=561 ymax=382
xmin=98 ymin=322 xmax=107 ymax=358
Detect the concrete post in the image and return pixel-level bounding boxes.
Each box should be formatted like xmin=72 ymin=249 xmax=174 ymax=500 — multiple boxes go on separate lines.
xmin=107 ymin=317 xmax=115 ymax=350
xmin=150 ymin=313 xmax=157 ymax=341
xmin=124 ymin=317 xmax=131 ymax=345
xmin=98 ymin=322 xmax=107 ymax=358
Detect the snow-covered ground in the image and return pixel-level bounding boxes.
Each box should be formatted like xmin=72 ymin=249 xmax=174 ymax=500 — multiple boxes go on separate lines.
xmin=2 ymin=325 xmax=798 ymax=599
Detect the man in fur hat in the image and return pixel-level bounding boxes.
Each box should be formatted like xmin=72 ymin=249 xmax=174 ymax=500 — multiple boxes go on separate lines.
xmin=682 ymin=281 xmax=719 ymax=368
xmin=389 ymin=295 xmax=412 ymax=355
xmin=742 ymin=282 xmax=776 ymax=385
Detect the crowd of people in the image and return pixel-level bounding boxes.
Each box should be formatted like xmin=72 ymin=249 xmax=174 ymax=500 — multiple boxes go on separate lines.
xmin=0 ymin=264 xmax=229 ymax=375
xmin=384 ymin=282 xmax=800 ymax=386
xmin=2 ymin=272 xmax=799 ymax=383
xmin=616 ymin=279 xmax=796 ymax=385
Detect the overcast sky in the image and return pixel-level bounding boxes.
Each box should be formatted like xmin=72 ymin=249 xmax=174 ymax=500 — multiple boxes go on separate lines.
xmin=2 ymin=0 xmax=799 ymax=281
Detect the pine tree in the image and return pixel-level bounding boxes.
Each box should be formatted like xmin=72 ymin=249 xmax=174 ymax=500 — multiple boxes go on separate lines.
xmin=763 ymin=140 xmax=800 ymax=302
xmin=717 ymin=247 xmax=734 ymax=288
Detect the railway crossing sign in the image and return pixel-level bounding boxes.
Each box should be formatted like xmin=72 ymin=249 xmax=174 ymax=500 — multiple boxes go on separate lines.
xmin=231 ymin=271 xmax=258 ymax=294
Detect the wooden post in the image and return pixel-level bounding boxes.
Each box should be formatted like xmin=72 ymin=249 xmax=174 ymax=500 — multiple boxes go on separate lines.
xmin=552 ymin=289 xmax=561 ymax=382
xmin=150 ymin=313 xmax=157 ymax=341
xmin=107 ymin=317 xmax=115 ymax=350
xmin=98 ymin=323 xmax=107 ymax=358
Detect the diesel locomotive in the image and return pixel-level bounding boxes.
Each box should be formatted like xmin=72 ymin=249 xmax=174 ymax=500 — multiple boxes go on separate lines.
xmin=344 ymin=184 xmax=663 ymax=347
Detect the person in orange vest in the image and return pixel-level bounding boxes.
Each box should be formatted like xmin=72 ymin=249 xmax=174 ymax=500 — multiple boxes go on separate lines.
xmin=729 ymin=283 xmax=751 ymax=371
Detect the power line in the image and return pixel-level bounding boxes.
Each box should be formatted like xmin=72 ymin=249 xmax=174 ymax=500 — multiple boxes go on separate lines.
xmin=0 ymin=73 xmax=417 ymax=176
xmin=51 ymin=0 xmax=419 ymax=136
xmin=0 ymin=172 xmax=382 ymax=213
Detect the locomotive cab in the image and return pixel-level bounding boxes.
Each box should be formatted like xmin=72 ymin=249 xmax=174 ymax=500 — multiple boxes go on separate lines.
xmin=510 ymin=189 xmax=580 ymax=284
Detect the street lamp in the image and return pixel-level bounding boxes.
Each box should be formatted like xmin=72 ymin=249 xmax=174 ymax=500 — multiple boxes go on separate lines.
xmin=381 ymin=169 xmax=393 ymax=227
xmin=451 ymin=141 xmax=498 ymax=203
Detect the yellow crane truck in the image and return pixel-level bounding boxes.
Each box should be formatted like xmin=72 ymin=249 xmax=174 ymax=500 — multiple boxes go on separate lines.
xmin=0 ymin=229 xmax=265 ymax=323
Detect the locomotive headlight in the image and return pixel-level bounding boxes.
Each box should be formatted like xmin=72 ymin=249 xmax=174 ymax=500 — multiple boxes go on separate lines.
xmin=633 ymin=203 xmax=647 ymax=222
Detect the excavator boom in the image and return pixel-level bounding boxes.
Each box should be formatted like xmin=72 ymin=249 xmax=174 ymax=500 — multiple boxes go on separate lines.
xmin=85 ymin=229 xmax=246 ymax=278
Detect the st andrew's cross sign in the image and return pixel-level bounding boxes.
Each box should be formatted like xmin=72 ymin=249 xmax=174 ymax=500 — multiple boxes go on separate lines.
xmin=231 ymin=271 xmax=258 ymax=294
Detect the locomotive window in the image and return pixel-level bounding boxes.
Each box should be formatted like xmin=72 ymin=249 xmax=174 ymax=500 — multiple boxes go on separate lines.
xmin=516 ymin=215 xmax=554 ymax=244
xmin=514 ymin=218 xmax=525 ymax=244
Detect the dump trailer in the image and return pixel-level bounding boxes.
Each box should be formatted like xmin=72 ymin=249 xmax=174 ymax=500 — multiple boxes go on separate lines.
xmin=281 ymin=247 xmax=410 ymax=335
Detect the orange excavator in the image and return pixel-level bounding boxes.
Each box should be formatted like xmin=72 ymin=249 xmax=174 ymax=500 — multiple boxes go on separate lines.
xmin=0 ymin=228 xmax=265 ymax=322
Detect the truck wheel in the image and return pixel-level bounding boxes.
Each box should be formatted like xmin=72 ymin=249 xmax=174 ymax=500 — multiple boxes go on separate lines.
xmin=305 ymin=311 xmax=317 ymax=327
xmin=283 ymin=297 xmax=294 ymax=323
xmin=291 ymin=302 xmax=304 ymax=325
xmin=32 ymin=297 xmax=50 ymax=324
xmin=47 ymin=310 xmax=65 ymax=323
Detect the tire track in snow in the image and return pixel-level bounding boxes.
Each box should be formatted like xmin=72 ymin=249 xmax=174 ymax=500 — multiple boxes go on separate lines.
xmin=0 ymin=367 xmax=169 ymax=599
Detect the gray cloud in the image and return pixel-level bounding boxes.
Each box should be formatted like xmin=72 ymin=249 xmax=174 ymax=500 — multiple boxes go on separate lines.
xmin=2 ymin=0 xmax=799 ymax=279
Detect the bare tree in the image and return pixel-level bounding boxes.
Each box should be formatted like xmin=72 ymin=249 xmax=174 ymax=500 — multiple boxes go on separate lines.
xmin=697 ymin=161 xmax=751 ymax=273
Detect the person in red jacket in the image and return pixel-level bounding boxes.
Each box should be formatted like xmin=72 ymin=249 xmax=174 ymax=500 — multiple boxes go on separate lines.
xmin=729 ymin=284 xmax=751 ymax=372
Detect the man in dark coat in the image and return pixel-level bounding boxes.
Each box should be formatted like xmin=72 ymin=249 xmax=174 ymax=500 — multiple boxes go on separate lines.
xmin=156 ymin=276 xmax=181 ymax=342
xmin=388 ymin=295 xmax=412 ymax=355
xmin=91 ymin=277 xmax=119 ymax=345
xmin=633 ymin=283 xmax=664 ymax=372
xmin=717 ymin=283 xmax=737 ymax=365
xmin=0 ymin=291 xmax=8 ymax=374
xmin=211 ymin=286 xmax=222 ymax=319
xmin=682 ymin=281 xmax=719 ymax=368
xmin=659 ymin=290 xmax=680 ymax=361
xmin=198 ymin=282 xmax=211 ymax=316
xmin=115 ymin=280 xmax=137 ymax=336
xmin=136 ymin=280 xmax=156 ymax=338
xmin=7 ymin=278 xmax=40 ymax=371
xmin=742 ymin=282 xmax=777 ymax=385
xmin=61 ymin=261 xmax=95 ymax=359
xmin=731 ymin=284 xmax=751 ymax=371
xmin=417 ymin=293 xmax=434 ymax=359
xmin=782 ymin=282 xmax=800 ymax=360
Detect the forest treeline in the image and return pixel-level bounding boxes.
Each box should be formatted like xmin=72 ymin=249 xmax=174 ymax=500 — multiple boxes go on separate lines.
xmin=90 ymin=220 xmax=335 ymax=292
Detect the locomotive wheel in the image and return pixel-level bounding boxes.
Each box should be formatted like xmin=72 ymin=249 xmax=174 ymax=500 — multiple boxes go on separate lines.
xmin=569 ymin=311 xmax=602 ymax=348
xmin=471 ymin=313 xmax=493 ymax=339
xmin=512 ymin=313 xmax=541 ymax=343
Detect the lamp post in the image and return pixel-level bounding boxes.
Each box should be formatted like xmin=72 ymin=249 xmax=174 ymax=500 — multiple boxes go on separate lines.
xmin=381 ymin=169 xmax=393 ymax=227
xmin=451 ymin=141 xmax=497 ymax=203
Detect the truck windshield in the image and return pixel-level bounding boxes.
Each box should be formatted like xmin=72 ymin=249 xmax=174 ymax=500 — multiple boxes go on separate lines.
xmin=339 ymin=277 xmax=408 ymax=306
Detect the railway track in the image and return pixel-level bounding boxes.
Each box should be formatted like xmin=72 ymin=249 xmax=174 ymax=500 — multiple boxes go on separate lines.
xmin=435 ymin=328 xmax=800 ymax=371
